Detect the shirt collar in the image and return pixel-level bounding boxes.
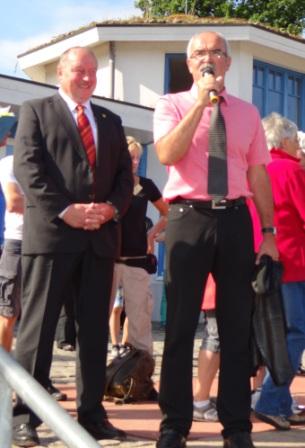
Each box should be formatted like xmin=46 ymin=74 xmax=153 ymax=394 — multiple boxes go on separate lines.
xmin=270 ymin=147 xmax=300 ymax=163
xmin=58 ymin=88 xmax=92 ymax=114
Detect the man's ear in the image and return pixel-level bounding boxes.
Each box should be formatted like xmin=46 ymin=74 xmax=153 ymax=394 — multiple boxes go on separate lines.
xmin=225 ymin=56 xmax=232 ymax=73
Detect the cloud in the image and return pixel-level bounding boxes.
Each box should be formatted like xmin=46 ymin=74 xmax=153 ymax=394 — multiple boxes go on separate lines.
xmin=0 ymin=1 xmax=141 ymax=77
xmin=0 ymin=35 xmax=52 ymax=78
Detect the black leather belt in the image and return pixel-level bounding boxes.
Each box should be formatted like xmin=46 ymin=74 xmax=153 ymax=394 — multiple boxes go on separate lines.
xmin=170 ymin=197 xmax=246 ymax=210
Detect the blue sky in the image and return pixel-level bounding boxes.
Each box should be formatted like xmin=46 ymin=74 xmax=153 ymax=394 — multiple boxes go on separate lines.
xmin=0 ymin=0 xmax=141 ymax=78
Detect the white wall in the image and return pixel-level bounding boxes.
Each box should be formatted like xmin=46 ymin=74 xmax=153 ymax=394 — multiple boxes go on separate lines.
xmin=40 ymin=36 xmax=305 ymax=110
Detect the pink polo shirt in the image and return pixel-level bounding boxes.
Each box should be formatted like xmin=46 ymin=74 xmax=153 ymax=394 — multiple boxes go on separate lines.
xmin=154 ymin=85 xmax=270 ymax=201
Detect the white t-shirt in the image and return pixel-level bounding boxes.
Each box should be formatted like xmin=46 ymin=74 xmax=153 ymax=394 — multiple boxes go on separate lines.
xmin=0 ymin=155 xmax=23 ymax=240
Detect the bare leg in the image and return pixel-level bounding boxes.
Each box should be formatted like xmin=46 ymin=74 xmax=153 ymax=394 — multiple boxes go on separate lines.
xmin=194 ymin=348 xmax=220 ymax=401
xmin=252 ymin=366 xmax=265 ymax=390
xmin=121 ymin=317 xmax=129 ymax=346
xmin=109 ymin=306 xmax=123 ymax=345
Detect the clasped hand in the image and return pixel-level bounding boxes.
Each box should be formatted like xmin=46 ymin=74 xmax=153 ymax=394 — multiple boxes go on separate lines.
xmin=62 ymin=202 xmax=115 ymax=230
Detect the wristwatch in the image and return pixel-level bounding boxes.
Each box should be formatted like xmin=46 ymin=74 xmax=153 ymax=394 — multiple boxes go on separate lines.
xmin=261 ymin=226 xmax=277 ymax=235
xmin=106 ymin=201 xmax=120 ymax=222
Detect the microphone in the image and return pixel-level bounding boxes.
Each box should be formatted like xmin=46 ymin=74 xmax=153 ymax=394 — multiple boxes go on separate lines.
xmin=201 ymin=65 xmax=219 ymax=104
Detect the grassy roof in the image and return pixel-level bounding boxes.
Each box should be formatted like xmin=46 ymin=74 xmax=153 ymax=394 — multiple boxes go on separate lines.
xmin=18 ymin=14 xmax=305 ymax=57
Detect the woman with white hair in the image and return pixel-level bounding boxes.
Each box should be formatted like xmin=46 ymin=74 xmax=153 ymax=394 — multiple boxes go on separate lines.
xmin=253 ymin=113 xmax=305 ymax=430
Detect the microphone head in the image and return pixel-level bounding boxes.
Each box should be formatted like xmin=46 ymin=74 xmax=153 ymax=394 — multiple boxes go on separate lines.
xmin=201 ymin=65 xmax=215 ymax=77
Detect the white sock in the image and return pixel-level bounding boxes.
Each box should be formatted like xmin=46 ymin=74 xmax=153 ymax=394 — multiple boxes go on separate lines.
xmin=194 ymin=399 xmax=210 ymax=408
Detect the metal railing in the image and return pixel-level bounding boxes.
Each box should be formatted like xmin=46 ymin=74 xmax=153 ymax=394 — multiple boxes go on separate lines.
xmin=0 ymin=347 xmax=101 ymax=448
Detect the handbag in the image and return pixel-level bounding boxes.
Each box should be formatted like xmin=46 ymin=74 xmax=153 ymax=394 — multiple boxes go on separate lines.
xmin=104 ymin=346 xmax=155 ymax=403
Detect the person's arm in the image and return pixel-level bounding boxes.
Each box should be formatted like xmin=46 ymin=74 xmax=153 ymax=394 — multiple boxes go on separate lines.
xmin=155 ymin=76 xmax=222 ymax=166
xmin=147 ymin=198 xmax=169 ymax=253
xmin=2 ymin=182 xmax=24 ymax=214
xmin=247 ymin=164 xmax=279 ymax=262
xmin=14 ymin=101 xmax=73 ymax=220
xmin=155 ymin=100 xmax=206 ymax=166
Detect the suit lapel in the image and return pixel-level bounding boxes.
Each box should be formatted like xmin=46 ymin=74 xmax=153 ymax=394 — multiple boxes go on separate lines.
xmin=52 ymin=94 xmax=87 ymax=162
xmin=92 ymin=104 xmax=110 ymax=168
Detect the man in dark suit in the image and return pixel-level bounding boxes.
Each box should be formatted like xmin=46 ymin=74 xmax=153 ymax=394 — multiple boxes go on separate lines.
xmin=12 ymin=46 xmax=133 ymax=447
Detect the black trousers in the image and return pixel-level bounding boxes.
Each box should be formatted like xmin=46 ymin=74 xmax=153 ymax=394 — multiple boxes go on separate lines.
xmin=13 ymin=247 xmax=114 ymax=427
xmin=55 ymin=292 xmax=76 ymax=347
xmin=159 ymin=203 xmax=255 ymax=438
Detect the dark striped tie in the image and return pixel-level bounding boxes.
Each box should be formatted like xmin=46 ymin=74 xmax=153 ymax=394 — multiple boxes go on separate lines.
xmin=207 ymin=100 xmax=228 ymax=200
xmin=76 ymin=105 xmax=96 ymax=170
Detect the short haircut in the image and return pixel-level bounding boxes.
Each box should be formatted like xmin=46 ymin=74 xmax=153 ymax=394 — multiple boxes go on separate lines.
xmin=58 ymin=46 xmax=98 ymax=68
xmin=262 ymin=112 xmax=298 ymax=150
xmin=186 ymin=31 xmax=231 ymax=58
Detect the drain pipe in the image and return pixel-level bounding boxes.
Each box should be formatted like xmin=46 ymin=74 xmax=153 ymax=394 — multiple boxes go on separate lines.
xmin=109 ymin=41 xmax=115 ymax=99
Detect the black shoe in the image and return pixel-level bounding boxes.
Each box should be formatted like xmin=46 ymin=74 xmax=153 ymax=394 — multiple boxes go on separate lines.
xmin=46 ymin=384 xmax=67 ymax=401
xmin=12 ymin=423 xmax=40 ymax=447
xmin=156 ymin=429 xmax=186 ymax=448
xmin=79 ymin=419 xmax=126 ymax=440
xmin=223 ymin=432 xmax=255 ymax=448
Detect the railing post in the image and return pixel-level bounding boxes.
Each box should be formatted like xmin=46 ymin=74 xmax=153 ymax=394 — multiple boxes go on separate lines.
xmin=0 ymin=347 xmax=101 ymax=448
xmin=0 ymin=371 xmax=12 ymax=448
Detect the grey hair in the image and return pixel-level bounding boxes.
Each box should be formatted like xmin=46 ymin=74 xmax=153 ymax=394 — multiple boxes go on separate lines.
xmin=262 ymin=112 xmax=298 ymax=150
xmin=186 ymin=31 xmax=231 ymax=58
xmin=126 ymin=135 xmax=143 ymax=156
xmin=58 ymin=46 xmax=98 ymax=68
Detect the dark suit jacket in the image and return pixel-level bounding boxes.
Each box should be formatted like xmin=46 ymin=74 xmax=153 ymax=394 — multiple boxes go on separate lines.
xmin=14 ymin=93 xmax=133 ymax=257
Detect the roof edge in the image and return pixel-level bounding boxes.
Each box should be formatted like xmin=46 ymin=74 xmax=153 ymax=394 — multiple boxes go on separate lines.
xmin=18 ymin=17 xmax=305 ymax=58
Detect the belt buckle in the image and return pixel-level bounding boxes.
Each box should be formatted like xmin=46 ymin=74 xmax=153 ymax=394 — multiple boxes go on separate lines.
xmin=211 ymin=199 xmax=227 ymax=209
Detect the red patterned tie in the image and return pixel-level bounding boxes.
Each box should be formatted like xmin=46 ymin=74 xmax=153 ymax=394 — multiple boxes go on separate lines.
xmin=76 ymin=105 xmax=96 ymax=170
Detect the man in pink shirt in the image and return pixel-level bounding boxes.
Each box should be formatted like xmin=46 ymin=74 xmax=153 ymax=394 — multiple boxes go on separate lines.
xmin=154 ymin=31 xmax=278 ymax=448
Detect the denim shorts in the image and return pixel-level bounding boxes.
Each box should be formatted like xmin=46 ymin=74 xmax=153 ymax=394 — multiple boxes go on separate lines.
xmin=200 ymin=309 xmax=220 ymax=353
xmin=0 ymin=239 xmax=22 ymax=318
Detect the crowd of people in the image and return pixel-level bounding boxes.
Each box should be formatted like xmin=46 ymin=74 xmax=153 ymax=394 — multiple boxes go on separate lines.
xmin=0 ymin=30 xmax=304 ymax=448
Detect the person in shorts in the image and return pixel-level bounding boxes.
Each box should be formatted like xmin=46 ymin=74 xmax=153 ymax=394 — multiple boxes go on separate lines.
xmin=0 ymin=155 xmax=23 ymax=351
xmin=193 ymin=275 xmax=219 ymax=422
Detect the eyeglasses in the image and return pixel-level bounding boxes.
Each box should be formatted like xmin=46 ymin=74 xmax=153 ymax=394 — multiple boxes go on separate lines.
xmin=189 ymin=49 xmax=227 ymax=60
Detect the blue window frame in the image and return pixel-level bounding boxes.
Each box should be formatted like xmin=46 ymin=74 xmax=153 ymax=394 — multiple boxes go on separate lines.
xmin=164 ymin=53 xmax=192 ymax=94
xmin=253 ymin=60 xmax=305 ymax=128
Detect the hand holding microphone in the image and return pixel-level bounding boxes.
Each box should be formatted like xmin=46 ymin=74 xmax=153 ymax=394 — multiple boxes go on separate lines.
xmin=201 ymin=65 xmax=219 ymax=104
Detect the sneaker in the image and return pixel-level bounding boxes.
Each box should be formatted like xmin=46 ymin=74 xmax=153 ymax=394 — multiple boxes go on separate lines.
xmin=287 ymin=413 xmax=305 ymax=425
xmin=193 ymin=400 xmax=219 ymax=422
xmin=119 ymin=343 xmax=131 ymax=357
xmin=251 ymin=388 xmax=261 ymax=410
xmin=291 ymin=398 xmax=305 ymax=415
xmin=111 ymin=344 xmax=120 ymax=358
xmin=254 ymin=411 xmax=290 ymax=430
